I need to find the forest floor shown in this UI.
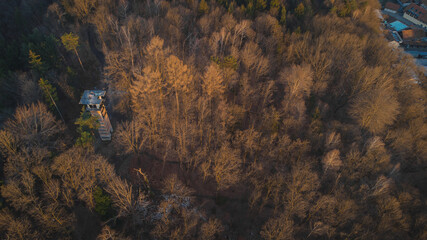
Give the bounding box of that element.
[108,150,267,238]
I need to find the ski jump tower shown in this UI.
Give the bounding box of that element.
[79,90,113,141]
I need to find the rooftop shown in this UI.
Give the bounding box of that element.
[390,20,409,31]
[79,90,106,105]
[404,3,427,23]
[385,2,400,11]
[402,29,426,39]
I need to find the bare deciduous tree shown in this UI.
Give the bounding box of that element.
[241,41,269,80]
[3,102,64,147]
[322,149,342,172]
[105,176,134,217]
[0,130,18,157]
[200,218,224,240]
[325,131,341,150]
[165,55,193,116]
[144,36,170,71]
[202,63,225,99]
[0,209,39,239]
[114,120,145,155]
[349,88,399,134]
[97,225,130,240]
[61,0,97,21]
[260,214,294,240]
[376,196,410,237]
[280,64,313,99]
[152,176,199,239]
[211,144,242,191]
[162,174,194,198]
[284,162,320,218]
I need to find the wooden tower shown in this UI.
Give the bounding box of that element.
[79,90,113,141]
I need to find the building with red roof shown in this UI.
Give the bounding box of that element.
[401,29,426,39]
[385,2,400,13]
[403,3,427,28]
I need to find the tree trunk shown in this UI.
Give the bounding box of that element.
[42,84,65,123]
[175,90,180,118]
[74,48,85,72]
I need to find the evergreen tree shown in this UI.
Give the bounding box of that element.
[28,50,45,73]
[199,0,209,14]
[75,107,99,147]
[61,32,85,71]
[295,2,305,18]
[280,5,287,25]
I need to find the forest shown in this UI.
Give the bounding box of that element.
[0,0,426,239]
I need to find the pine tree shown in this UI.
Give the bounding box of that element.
[295,2,305,18]
[61,32,85,71]
[280,6,287,25]
[74,107,99,147]
[28,50,45,73]
[198,0,209,14]
[38,78,64,122]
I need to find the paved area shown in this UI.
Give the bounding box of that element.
[381,10,425,30]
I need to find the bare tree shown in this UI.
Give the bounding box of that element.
[4,147,49,179]
[211,144,242,191]
[202,63,225,99]
[61,0,97,22]
[0,209,39,239]
[279,64,313,99]
[234,127,261,163]
[152,175,199,239]
[322,149,342,172]
[90,5,112,46]
[130,66,168,150]
[325,131,341,150]
[308,194,357,239]
[349,88,399,134]
[200,218,224,240]
[97,225,130,240]
[376,196,410,237]
[165,55,193,116]
[2,102,64,147]
[283,162,320,218]
[105,176,134,217]
[1,178,34,212]
[105,50,133,92]
[241,41,269,80]
[144,36,170,71]
[260,214,294,240]
[114,120,145,155]
[131,67,165,102]
[0,130,18,157]
[162,174,194,198]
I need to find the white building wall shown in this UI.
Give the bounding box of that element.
[403,12,427,28]
[384,8,397,14]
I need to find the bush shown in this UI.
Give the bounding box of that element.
[93,186,113,218]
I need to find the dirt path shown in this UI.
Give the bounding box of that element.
[87,25,105,67]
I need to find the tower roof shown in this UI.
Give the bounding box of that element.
[79,90,106,105]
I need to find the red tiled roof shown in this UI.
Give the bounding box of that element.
[404,3,426,14]
[404,3,427,24]
[402,29,426,39]
[385,2,400,11]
